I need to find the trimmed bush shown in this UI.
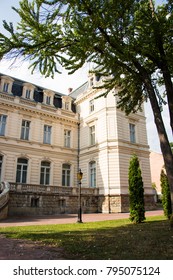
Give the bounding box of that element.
[128,155,145,223]
[160,169,172,219]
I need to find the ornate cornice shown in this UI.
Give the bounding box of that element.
[0,92,78,124]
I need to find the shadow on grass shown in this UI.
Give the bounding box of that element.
[0,218,173,260]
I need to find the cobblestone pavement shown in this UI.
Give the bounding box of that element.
[0,210,163,260]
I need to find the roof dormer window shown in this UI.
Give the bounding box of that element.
[22,83,35,100]
[46,96,51,105]
[3,82,9,93]
[61,96,73,111]
[25,89,31,99]
[43,89,55,106]
[65,102,69,110]
[0,75,14,94]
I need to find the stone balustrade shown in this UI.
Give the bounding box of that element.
[0,182,10,219]
[7,182,99,216]
[9,182,99,196]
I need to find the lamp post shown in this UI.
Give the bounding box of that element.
[77,169,83,223]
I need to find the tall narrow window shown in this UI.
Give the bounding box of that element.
[43,125,51,144]
[46,96,51,105]
[0,115,7,136]
[21,120,30,140]
[90,125,95,145]
[40,161,50,185]
[64,130,71,148]
[0,155,3,182]
[89,99,94,113]
[3,83,9,93]
[90,77,94,87]
[65,102,69,110]
[62,164,71,187]
[25,89,31,99]
[16,158,28,183]
[129,123,136,143]
[89,161,96,188]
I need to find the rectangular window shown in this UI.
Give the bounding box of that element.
[43,125,52,144]
[16,158,28,183]
[90,161,96,188]
[62,164,71,187]
[0,115,7,136]
[64,130,71,148]
[65,102,69,110]
[3,83,9,92]
[46,96,51,105]
[0,155,3,182]
[90,99,94,113]
[40,161,50,185]
[90,77,94,87]
[25,89,31,99]
[129,123,136,143]
[90,125,95,145]
[21,120,30,140]
[31,197,39,207]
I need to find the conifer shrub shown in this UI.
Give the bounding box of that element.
[160,169,172,219]
[128,155,145,223]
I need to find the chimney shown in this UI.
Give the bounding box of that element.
[68,88,73,94]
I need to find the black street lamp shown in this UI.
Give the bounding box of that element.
[77,169,83,223]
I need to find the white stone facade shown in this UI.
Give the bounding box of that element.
[0,72,154,214]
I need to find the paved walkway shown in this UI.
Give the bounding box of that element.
[0,210,164,260]
[0,210,163,227]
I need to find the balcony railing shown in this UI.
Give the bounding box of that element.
[9,183,99,195]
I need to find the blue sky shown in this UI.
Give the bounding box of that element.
[0,0,171,153]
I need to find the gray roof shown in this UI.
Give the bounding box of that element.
[69,81,89,99]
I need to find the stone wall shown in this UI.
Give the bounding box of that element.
[8,192,99,216]
[8,191,156,216]
[0,203,9,219]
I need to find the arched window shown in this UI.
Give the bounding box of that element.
[40,161,50,185]
[89,161,96,188]
[62,164,71,187]
[16,158,28,183]
[0,155,3,182]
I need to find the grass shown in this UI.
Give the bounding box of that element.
[0,215,173,259]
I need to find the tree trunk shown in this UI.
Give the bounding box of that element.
[161,64,173,135]
[145,76,173,212]
[149,0,173,135]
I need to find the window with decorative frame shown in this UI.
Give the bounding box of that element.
[46,96,51,105]
[21,120,30,140]
[25,89,31,99]
[43,125,52,144]
[3,82,9,92]
[16,158,28,183]
[0,155,3,183]
[90,125,95,145]
[62,163,71,187]
[89,161,96,188]
[89,99,94,113]
[129,123,136,143]
[40,161,50,185]
[0,115,7,136]
[64,130,71,148]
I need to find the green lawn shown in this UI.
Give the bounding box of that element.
[0,216,173,259]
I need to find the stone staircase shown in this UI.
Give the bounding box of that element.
[0,182,10,220]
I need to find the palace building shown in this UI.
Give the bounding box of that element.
[0,72,154,216]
